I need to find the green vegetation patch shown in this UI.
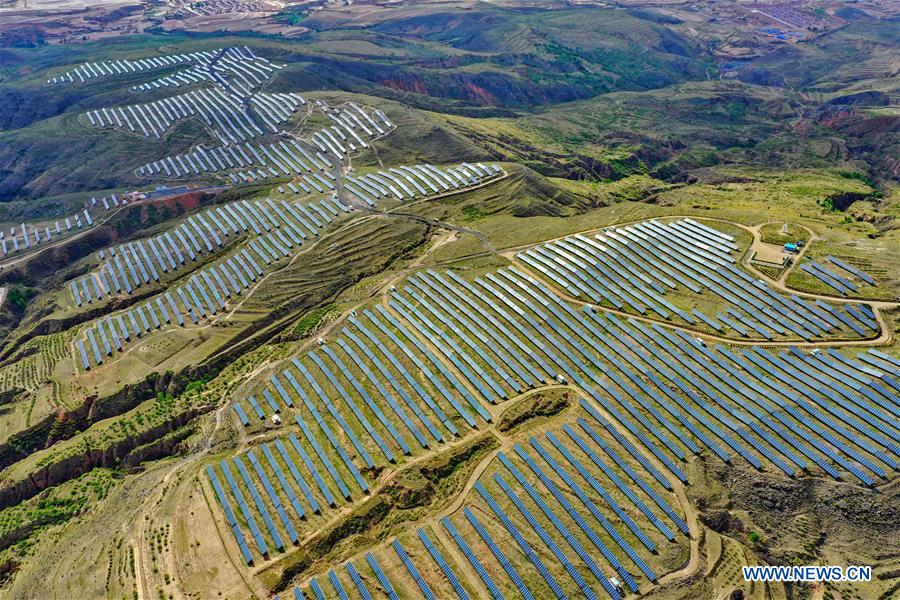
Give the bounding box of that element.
[759,223,809,246]
[291,304,337,338]
[498,390,571,433]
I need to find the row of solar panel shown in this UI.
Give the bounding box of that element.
[215,303,695,577]
[86,85,296,144]
[48,47,235,84]
[825,255,875,286]
[518,218,876,341]
[216,264,892,572]
[487,265,896,485]
[131,51,283,98]
[209,262,893,587]
[229,309,499,499]
[343,163,500,206]
[75,251,268,367]
[516,270,896,482]
[69,196,339,306]
[1,210,98,257]
[138,103,384,180]
[392,264,892,490]
[800,259,860,296]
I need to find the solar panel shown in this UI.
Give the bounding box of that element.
[233,403,250,426]
[391,540,435,600]
[219,460,267,556]
[314,346,404,458]
[463,508,534,600]
[295,356,377,476]
[76,339,91,370]
[346,320,452,439]
[439,518,502,600]
[206,465,253,564]
[508,445,648,588]
[246,450,298,544]
[364,553,399,600]
[473,481,566,600]
[233,455,285,551]
[416,529,471,600]
[334,338,427,449]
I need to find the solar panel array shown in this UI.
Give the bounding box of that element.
[826,255,876,285]
[68,162,499,312]
[516,218,878,341]
[67,196,333,308]
[75,248,268,366]
[452,408,688,600]
[279,366,891,599]
[135,102,389,183]
[198,219,895,591]
[85,86,299,144]
[73,47,302,144]
[799,256,877,296]
[0,199,118,259]
[48,48,228,85]
[343,163,501,207]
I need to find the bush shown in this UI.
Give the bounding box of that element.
[6,286,36,311]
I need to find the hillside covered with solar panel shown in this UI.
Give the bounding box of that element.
[0,2,898,600]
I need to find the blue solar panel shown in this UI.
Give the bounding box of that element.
[545,430,668,544]
[294,357,377,481]
[463,507,535,600]
[440,517,503,600]
[290,409,352,500]
[76,339,91,370]
[206,465,253,564]
[233,455,284,551]
[489,476,581,599]
[219,460,267,556]
[232,403,250,426]
[376,302,493,419]
[497,450,629,596]
[345,563,372,600]
[365,553,400,600]
[424,271,544,384]
[362,310,478,428]
[261,443,306,520]
[390,293,503,403]
[826,256,874,285]
[327,570,350,600]
[336,337,429,449]
[324,343,413,453]
[308,578,325,600]
[473,481,568,599]
[86,328,102,365]
[262,389,280,414]
[274,437,323,512]
[392,540,436,600]
[417,529,470,600]
[309,349,395,462]
[515,442,651,587]
[347,319,455,437]
[559,425,687,535]
[403,282,520,395]
[246,450,298,544]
